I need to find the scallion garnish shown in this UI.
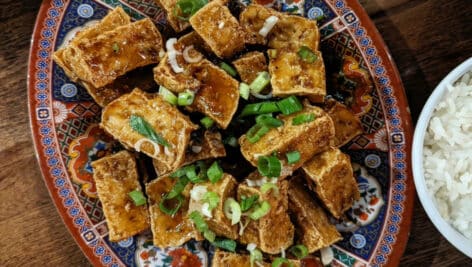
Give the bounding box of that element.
[297,46,317,63]
[212,238,237,252]
[203,191,220,210]
[286,150,301,164]
[239,82,250,100]
[289,244,309,259]
[189,210,216,242]
[240,195,259,212]
[173,0,208,21]
[166,176,190,199]
[159,85,177,105]
[159,194,183,216]
[240,101,280,117]
[128,190,146,206]
[203,229,216,242]
[249,248,263,267]
[220,62,237,77]
[255,114,283,128]
[249,200,271,220]
[170,164,194,178]
[272,258,293,267]
[277,96,303,115]
[249,71,270,93]
[260,183,279,195]
[112,43,119,53]
[200,116,214,129]
[246,123,270,143]
[292,113,315,125]
[257,155,281,177]
[207,161,223,183]
[130,114,170,147]
[223,198,241,225]
[177,90,195,106]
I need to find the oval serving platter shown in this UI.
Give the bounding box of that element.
[28,0,414,266]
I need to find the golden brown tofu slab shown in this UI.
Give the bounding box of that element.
[324,99,363,147]
[239,105,335,171]
[239,4,277,45]
[211,251,270,267]
[288,176,342,253]
[101,89,198,175]
[153,53,202,93]
[91,151,149,242]
[269,49,326,103]
[189,1,245,58]
[188,174,238,239]
[65,18,164,88]
[184,130,227,165]
[268,14,319,52]
[238,180,294,254]
[302,147,360,219]
[232,51,268,84]
[146,175,202,247]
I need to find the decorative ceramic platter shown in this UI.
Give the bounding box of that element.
[28,0,414,266]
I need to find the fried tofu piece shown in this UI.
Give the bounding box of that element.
[212,251,302,267]
[238,180,294,254]
[239,104,335,171]
[324,99,363,147]
[288,176,342,253]
[268,15,319,52]
[153,53,202,93]
[239,4,277,45]
[154,0,190,32]
[101,89,198,174]
[177,31,213,55]
[64,18,163,88]
[269,49,326,103]
[232,51,268,84]
[146,175,202,247]
[184,130,227,165]
[302,147,360,219]
[188,174,238,239]
[53,7,131,82]
[91,151,149,242]
[189,1,245,58]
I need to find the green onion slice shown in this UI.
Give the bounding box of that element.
[289,244,309,259]
[170,164,194,178]
[246,124,270,143]
[260,183,279,195]
[239,82,250,100]
[249,71,270,94]
[250,248,263,267]
[128,190,146,206]
[167,176,190,199]
[130,114,170,147]
[240,195,259,212]
[159,194,183,216]
[207,161,223,183]
[255,114,283,128]
[203,191,220,210]
[286,150,301,164]
[189,210,209,232]
[272,258,293,267]
[159,85,178,105]
[220,62,237,77]
[292,113,315,125]
[200,116,214,129]
[297,46,318,63]
[173,0,208,21]
[277,96,303,115]
[224,198,241,225]
[177,90,195,106]
[203,229,216,242]
[257,155,281,177]
[249,200,271,220]
[240,102,280,117]
[212,238,237,252]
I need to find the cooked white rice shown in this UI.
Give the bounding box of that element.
[423,70,472,239]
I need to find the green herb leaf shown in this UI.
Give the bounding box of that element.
[130,114,170,147]
[212,238,237,252]
[173,0,208,21]
[292,113,315,125]
[128,190,146,206]
[207,161,223,183]
[277,96,303,115]
[286,150,301,164]
[240,195,259,212]
[297,46,317,63]
[203,191,220,210]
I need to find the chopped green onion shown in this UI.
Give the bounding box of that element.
[289,245,309,259]
[246,123,270,143]
[249,71,270,93]
[159,194,183,216]
[286,150,301,164]
[159,85,178,105]
[277,96,303,115]
[239,82,250,100]
[224,136,238,147]
[224,198,241,225]
[250,248,263,267]
[268,49,277,58]
[112,43,119,53]
[203,191,220,210]
[261,183,279,195]
[212,238,237,252]
[249,200,271,220]
[220,62,237,77]
[207,161,223,183]
[177,90,195,106]
[292,113,315,125]
[272,258,293,267]
[170,164,195,178]
[166,176,190,199]
[240,195,259,212]
[203,229,216,242]
[173,0,208,21]
[297,46,318,63]
[240,102,280,117]
[255,114,283,128]
[257,155,281,177]
[130,114,170,147]
[200,116,214,129]
[128,190,146,206]
[189,210,209,232]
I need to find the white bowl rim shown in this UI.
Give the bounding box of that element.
[412,57,472,258]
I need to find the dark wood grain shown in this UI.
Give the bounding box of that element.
[0,0,471,266]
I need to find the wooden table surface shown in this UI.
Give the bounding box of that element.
[0,0,471,266]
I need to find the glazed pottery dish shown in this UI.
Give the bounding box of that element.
[28,0,414,266]
[412,57,472,258]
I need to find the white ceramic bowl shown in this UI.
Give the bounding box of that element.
[412,57,472,258]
